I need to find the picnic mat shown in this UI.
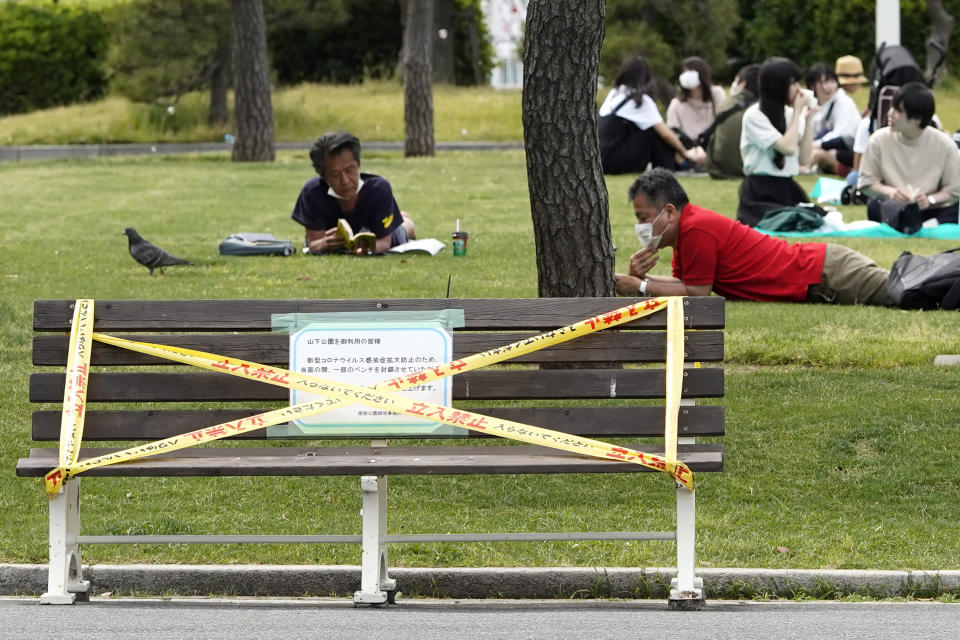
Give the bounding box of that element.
[758,222,960,239]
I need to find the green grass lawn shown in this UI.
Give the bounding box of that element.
[1,149,960,573]
[0,83,526,145]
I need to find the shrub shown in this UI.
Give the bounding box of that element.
[0,1,109,116]
[601,0,741,84]
[734,0,960,75]
[268,0,494,86]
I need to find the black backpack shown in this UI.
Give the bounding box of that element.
[698,93,755,149]
[887,248,960,310]
[598,95,648,175]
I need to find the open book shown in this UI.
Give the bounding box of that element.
[388,238,446,256]
[336,219,377,252]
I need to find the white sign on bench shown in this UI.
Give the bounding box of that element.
[288,321,457,436]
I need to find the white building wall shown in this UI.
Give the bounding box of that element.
[481,0,527,89]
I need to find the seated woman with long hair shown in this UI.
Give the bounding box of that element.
[737,57,821,226]
[598,55,705,175]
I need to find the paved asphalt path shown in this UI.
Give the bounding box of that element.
[2,597,958,640]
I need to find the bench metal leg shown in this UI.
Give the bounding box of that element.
[669,483,704,610]
[669,426,703,610]
[354,475,396,605]
[42,478,90,604]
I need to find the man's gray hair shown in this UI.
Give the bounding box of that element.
[627,168,690,210]
[310,131,362,175]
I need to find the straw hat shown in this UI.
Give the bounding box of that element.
[835,55,867,84]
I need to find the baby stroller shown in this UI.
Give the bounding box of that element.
[867,42,945,132]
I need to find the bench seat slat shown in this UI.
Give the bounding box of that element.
[17,444,724,477]
[30,368,724,402]
[31,406,726,440]
[33,330,725,366]
[34,298,726,331]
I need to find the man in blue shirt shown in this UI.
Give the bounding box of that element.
[292,131,416,254]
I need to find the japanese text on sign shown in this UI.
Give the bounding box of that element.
[289,323,454,433]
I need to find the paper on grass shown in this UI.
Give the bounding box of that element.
[388,238,446,255]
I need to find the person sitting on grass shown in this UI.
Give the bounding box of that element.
[292,131,416,254]
[804,62,861,176]
[705,62,760,179]
[614,168,895,306]
[857,83,960,229]
[737,57,823,227]
[598,55,706,175]
[665,56,727,158]
[835,54,868,97]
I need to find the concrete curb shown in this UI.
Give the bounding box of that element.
[0,141,524,163]
[3,564,959,600]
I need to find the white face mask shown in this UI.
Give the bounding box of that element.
[679,69,701,90]
[635,207,666,249]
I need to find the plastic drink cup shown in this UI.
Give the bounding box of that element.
[452,230,469,256]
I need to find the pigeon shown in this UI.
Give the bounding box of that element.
[123,227,192,275]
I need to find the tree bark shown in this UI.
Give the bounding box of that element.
[926,0,954,81]
[522,0,613,298]
[231,0,275,162]
[208,35,231,127]
[403,0,435,157]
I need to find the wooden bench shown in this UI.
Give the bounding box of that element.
[18,297,725,608]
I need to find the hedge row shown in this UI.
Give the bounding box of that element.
[0,2,110,116]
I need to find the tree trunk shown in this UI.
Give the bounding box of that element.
[926,0,954,81]
[231,0,275,162]
[466,18,483,85]
[522,0,613,298]
[433,0,455,83]
[208,35,231,127]
[403,0,435,157]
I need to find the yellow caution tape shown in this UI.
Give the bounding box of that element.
[48,298,674,494]
[58,299,94,469]
[65,336,697,491]
[664,296,685,463]
[45,298,695,494]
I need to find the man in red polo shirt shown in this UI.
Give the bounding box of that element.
[614,168,894,305]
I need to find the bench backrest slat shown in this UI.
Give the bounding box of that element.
[30,298,725,444]
[34,298,726,331]
[32,405,725,440]
[30,368,724,402]
[33,330,725,366]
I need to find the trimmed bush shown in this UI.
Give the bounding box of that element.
[0,1,109,116]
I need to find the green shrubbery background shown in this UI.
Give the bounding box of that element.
[0,1,110,115]
[601,0,960,82]
[3,0,960,119]
[0,0,495,117]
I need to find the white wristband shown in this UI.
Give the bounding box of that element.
[638,278,649,295]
